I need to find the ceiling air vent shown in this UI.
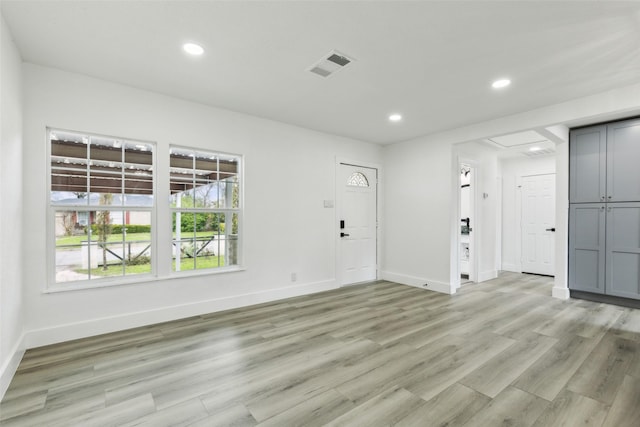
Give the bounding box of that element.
[308,50,354,78]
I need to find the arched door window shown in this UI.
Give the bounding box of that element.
[347,172,369,187]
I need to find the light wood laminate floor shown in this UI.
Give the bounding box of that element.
[2,272,640,426]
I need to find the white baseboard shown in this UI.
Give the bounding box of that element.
[24,279,337,349]
[501,263,521,273]
[552,286,570,300]
[381,271,453,295]
[0,333,25,402]
[477,270,498,282]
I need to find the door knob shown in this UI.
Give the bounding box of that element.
[545,228,556,232]
[340,232,350,237]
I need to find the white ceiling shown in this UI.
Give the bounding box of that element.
[2,1,640,145]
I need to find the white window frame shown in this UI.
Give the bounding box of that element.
[169,145,243,276]
[47,128,157,291]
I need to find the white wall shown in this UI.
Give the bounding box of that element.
[382,138,454,293]
[500,155,556,272]
[21,64,382,348]
[0,15,25,399]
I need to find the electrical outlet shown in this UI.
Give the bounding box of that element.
[291,272,297,282]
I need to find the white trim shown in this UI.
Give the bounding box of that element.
[24,279,337,349]
[552,286,570,300]
[381,270,454,295]
[477,269,499,282]
[554,136,570,299]
[0,333,26,401]
[44,266,246,294]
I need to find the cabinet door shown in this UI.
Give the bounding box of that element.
[606,203,640,300]
[569,204,606,294]
[569,125,606,203]
[607,119,640,202]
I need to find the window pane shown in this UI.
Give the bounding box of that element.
[123,211,152,276]
[55,210,88,283]
[124,142,154,205]
[51,134,88,203]
[170,148,195,205]
[228,213,240,266]
[173,212,195,272]
[170,191,193,209]
[194,212,222,269]
[89,241,125,279]
[89,136,123,205]
[89,210,124,279]
[347,172,369,187]
[194,181,218,208]
[229,176,240,209]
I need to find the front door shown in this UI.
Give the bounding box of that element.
[521,173,556,276]
[337,164,377,285]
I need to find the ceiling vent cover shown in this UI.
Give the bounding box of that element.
[308,50,354,78]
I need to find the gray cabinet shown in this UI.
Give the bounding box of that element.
[569,118,640,301]
[570,125,606,203]
[605,203,640,299]
[569,204,606,294]
[607,119,640,202]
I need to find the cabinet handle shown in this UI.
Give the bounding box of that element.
[601,196,605,201]
[608,195,612,200]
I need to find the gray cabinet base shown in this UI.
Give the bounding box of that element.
[570,290,640,309]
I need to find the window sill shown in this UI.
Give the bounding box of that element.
[44,266,246,294]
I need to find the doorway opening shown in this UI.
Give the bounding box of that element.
[459,163,476,287]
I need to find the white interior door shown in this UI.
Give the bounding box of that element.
[337,164,377,285]
[521,173,556,276]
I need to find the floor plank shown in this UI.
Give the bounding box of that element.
[566,334,637,404]
[395,383,490,427]
[461,386,549,427]
[460,331,557,398]
[532,389,609,427]
[601,374,640,427]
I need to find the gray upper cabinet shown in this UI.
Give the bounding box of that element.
[570,125,606,203]
[605,203,640,300]
[607,119,640,202]
[569,204,606,294]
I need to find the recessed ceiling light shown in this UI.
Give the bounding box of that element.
[529,146,541,152]
[389,114,402,122]
[183,43,204,56]
[492,79,511,89]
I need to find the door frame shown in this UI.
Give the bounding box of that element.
[453,158,479,289]
[335,158,381,286]
[517,172,557,275]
